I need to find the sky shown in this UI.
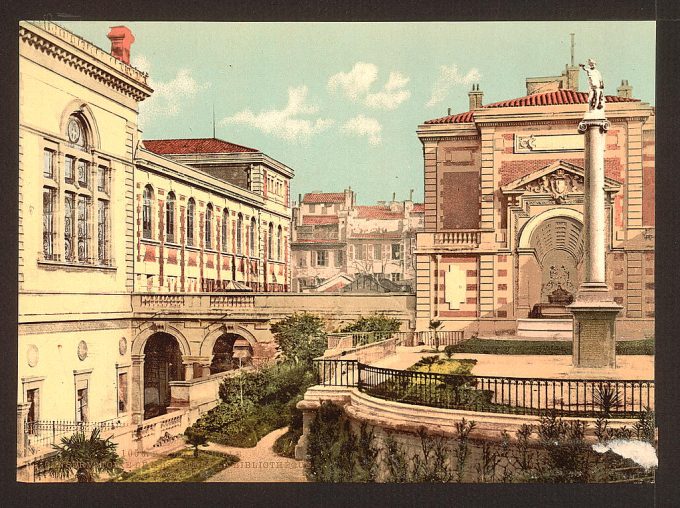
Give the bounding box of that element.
[62,21,655,205]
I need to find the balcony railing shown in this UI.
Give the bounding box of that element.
[311,359,654,419]
[209,294,256,308]
[327,330,465,349]
[433,230,481,247]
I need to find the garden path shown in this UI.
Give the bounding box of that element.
[205,427,307,482]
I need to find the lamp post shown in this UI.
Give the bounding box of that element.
[232,346,251,407]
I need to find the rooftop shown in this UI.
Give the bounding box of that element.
[302,216,340,225]
[425,90,641,124]
[355,205,403,220]
[302,192,346,204]
[143,137,259,155]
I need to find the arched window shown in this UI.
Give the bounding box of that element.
[221,208,229,253]
[142,185,153,239]
[277,225,283,260]
[250,217,257,256]
[236,213,243,255]
[187,198,195,246]
[165,192,175,243]
[67,114,88,150]
[268,222,273,259]
[205,203,213,249]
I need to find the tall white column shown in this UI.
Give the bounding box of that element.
[568,112,622,368]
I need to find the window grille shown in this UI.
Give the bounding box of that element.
[205,204,213,249]
[97,200,109,263]
[165,193,175,243]
[43,188,56,259]
[64,156,75,184]
[221,209,229,252]
[77,196,90,262]
[64,192,75,261]
[142,186,153,239]
[43,149,54,179]
[77,160,88,188]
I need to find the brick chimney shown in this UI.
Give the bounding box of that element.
[107,26,135,65]
[468,84,483,110]
[617,79,633,99]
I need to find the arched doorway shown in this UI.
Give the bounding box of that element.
[523,216,584,312]
[143,332,183,419]
[209,333,253,374]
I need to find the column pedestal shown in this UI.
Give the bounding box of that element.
[569,287,621,368]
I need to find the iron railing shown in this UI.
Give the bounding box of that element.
[311,358,654,419]
[24,419,125,454]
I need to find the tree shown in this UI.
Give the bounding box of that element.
[271,312,327,367]
[48,428,122,482]
[184,427,209,457]
[429,320,443,351]
[340,314,401,335]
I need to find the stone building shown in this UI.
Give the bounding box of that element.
[136,138,293,293]
[415,65,654,339]
[290,189,424,292]
[17,21,302,475]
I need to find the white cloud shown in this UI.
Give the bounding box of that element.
[329,64,411,110]
[426,64,481,107]
[328,62,378,101]
[221,86,333,142]
[365,71,411,110]
[342,114,382,145]
[132,55,210,126]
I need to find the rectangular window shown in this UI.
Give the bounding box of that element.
[373,244,382,260]
[298,254,307,267]
[76,387,88,423]
[118,373,128,414]
[77,160,88,188]
[77,196,90,262]
[335,250,344,267]
[391,273,402,282]
[64,156,75,183]
[97,165,108,193]
[317,250,328,267]
[356,244,366,260]
[43,187,56,260]
[43,149,54,179]
[64,192,75,261]
[98,200,109,263]
[309,204,316,213]
[391,243,402,260]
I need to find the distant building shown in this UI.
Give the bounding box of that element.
[415,62,654,339]
[291,189,424,292]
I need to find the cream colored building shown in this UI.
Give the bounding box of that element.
[19,21,151,446]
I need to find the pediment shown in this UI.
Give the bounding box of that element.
[501,160,621,203]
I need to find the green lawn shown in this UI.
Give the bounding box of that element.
[114,449,239,482]
[443,338,654,356]
[409,358,477,375]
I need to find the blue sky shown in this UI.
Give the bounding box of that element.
[62,21,655,205]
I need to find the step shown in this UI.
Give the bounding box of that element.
[516,318,573,340]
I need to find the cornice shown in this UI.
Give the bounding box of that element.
[19,22,153,103]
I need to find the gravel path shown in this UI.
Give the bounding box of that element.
[205,427,307,482]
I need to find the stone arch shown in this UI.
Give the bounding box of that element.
[132,322,192,357]
[59,100,101,150]
[517,208,584,251]
[199,324,258,357]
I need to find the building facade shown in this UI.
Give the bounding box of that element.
[415,68,654,339]
[136,138,293,293]
[17,21,299,474]
[291,189,424,292]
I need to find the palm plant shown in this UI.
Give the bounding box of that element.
[429,320,443,351]
[419,355,440,372]
[48,428,122,482]
[594,384,622,418]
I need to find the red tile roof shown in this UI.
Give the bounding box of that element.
[303,192,346,204]
[412,203,425,213]
[425,90,640,124]
[356,206,403,220]
[302,215,339,225]
[143,138,259,154]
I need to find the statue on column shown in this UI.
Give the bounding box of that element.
[579,58,605,111]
